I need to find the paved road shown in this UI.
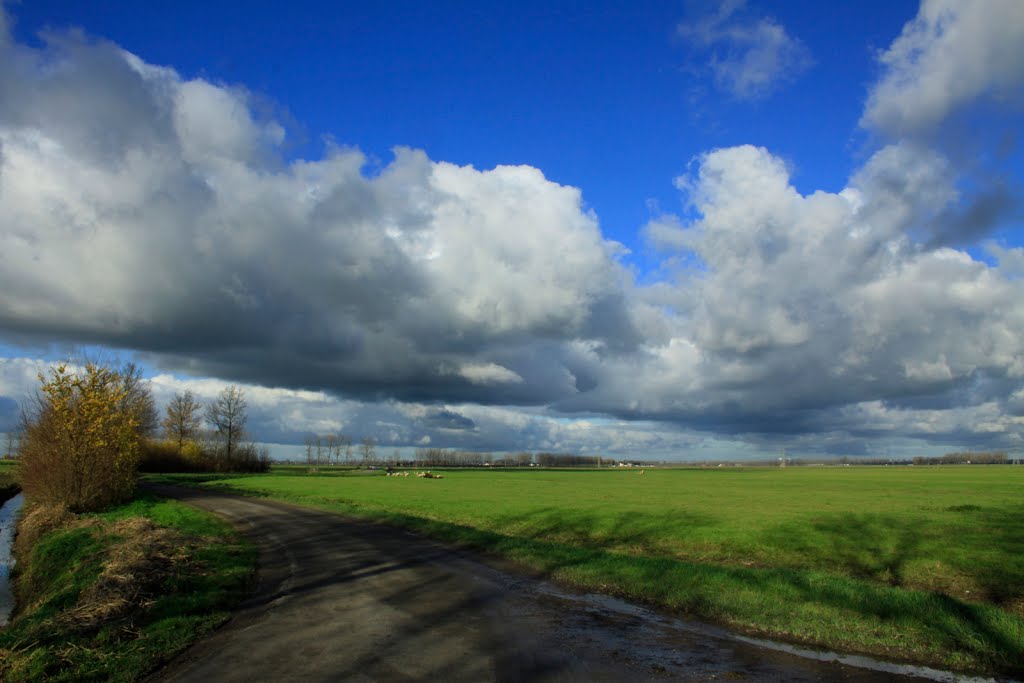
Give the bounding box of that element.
[147,484,936,683]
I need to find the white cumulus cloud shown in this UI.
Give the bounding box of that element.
[863,0,1024,136]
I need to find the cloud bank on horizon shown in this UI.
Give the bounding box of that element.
[0,0,1022,458]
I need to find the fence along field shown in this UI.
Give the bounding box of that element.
[166,464,1024,676]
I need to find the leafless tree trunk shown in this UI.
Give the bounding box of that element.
[205,385,248,467]
[360,436,376,465]
[304,436,316,465]
[4,429,18,459]
[326,434,340,464]
[120,362,159,437]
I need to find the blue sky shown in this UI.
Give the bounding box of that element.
[1,0,1022,459]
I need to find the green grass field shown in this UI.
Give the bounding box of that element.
[0,460,17,501]
[157,465,1024,675]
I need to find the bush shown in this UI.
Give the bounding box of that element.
[138,440,216,474]
[17,363,142,512]
[138,438,271,474]
[229,441,273,473]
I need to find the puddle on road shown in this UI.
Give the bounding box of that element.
[732,633,1004,683]
[531,582,1008,683]
[0,493,25,627]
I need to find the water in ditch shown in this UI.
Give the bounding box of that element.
[0,493,25,627]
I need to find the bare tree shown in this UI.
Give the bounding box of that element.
[205,385,248,465]
[360,436,376,465]
[4,429,19,459]
[341,434,353,464]
[120,362,159,437]
[326,434,340,465]
[163,390,203,454]
[304,435,317,465]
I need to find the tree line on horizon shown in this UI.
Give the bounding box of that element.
[294,443,620,469]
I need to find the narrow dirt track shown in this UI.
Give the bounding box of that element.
[146,483,931,683]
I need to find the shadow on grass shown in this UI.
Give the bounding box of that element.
[761,514,928,586]
[760,506,1024,608]
[373,509,1024,675]
[264,501,1022,676]
[152,481,1024,676]
[966,506,1024,608]
[483,506,719,556]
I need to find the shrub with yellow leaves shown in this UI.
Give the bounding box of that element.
[18,363,142,512]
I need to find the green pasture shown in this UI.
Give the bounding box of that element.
[0,460,17,500]
[163,465,1024,675]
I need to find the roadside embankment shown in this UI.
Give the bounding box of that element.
[0,493,255,683]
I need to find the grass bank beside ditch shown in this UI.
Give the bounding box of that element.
[0,461,18,504]
[0,493,255,683]
[150,465,1024,677]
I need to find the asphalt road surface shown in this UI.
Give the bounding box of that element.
[146,483,944,683]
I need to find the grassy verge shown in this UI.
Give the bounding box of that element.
[0,461,17,503]
[0,492,255,682]
[149,467,1024,677]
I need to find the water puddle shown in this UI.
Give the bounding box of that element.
[531,583,1009,683]
[0,493,25,627]
[732,633,1005,683]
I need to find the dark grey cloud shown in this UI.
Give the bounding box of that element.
[422,409,476,432]
[0,396,17,431]
[924,182,1020,250]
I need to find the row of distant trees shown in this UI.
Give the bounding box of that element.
[414,448,492,468]
[408,449,617,468]
[911,451,1011,465]
[297,446,613,469]
[411,449,607,468]
[295,444,613,468]
[302,434,377,466]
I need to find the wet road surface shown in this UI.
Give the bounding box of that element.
[146,484,952,683]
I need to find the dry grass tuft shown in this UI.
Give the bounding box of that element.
[13,502,75,558]
[59,517,191,631]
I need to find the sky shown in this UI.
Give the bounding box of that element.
[0,0,1022,460]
